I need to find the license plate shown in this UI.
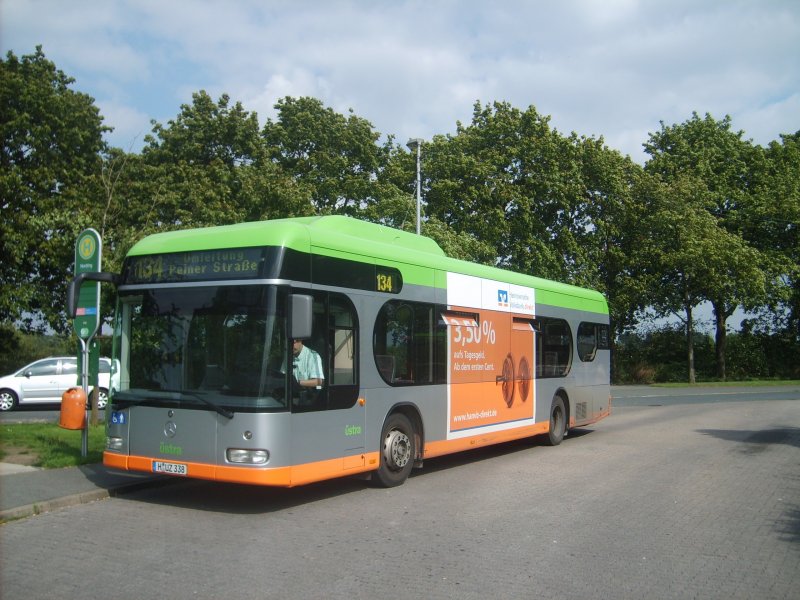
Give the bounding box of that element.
[152,461,187,476]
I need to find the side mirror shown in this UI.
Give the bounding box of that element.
[290,294,313,340]
[67,272,120,318]
[66,278,79,318]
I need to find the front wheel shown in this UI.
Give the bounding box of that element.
[372,413,416,487]
[95,388,109,410]
[544,395,566,446]
[0,389,18,411]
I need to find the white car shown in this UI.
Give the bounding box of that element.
[0,356,116,411]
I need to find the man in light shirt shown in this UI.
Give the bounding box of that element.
[290,339,324,389]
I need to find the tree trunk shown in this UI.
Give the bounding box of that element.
[712,300,732,381]
[711,302,729,381]
[685,302,696,384]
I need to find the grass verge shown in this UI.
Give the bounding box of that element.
[0,423,106,468]
[652,380,800,388]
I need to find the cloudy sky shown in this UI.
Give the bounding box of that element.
[2,0,799,163]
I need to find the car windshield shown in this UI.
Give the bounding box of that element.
[113,284,288,412]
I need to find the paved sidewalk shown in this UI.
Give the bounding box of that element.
[0,461,168,522]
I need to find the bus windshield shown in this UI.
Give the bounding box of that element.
[113,284,288,412]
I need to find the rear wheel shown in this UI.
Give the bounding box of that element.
[372,413,416,487]
[545,395,566,446]
[0,389,18,411]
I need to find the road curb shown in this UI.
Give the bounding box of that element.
[0,477,176,524]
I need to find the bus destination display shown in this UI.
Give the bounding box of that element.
[125,248,265,284]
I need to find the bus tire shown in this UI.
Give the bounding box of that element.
[372,413,416,487]
[545,395,566,446]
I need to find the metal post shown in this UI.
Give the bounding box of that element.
[415,142,421,235]
[79,337,89,457]
[406,138,424,235]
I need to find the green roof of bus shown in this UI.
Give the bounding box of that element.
[127,216,607,314]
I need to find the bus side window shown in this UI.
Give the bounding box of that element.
[373,300,445,386]
[534,317,573,377]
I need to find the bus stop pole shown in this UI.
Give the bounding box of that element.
[79,337,89,458]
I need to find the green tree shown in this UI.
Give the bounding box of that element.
[366,141,496,264]
[424,101,649,351]
[751,132,800,337]
[643,113,777,379]
[140,91,311,229]
[263,97,393,216]
[1,47,108,332]
[569,135,650,340]
[639,176,711,383]
[425,102,568,279]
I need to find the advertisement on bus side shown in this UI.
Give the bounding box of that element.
[445,273,536,438]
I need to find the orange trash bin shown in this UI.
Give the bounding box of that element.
[59,387,87,430]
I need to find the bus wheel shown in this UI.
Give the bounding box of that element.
[373,413,415,487]
[545,395,566,446]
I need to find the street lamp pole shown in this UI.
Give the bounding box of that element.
[406,138,423,235]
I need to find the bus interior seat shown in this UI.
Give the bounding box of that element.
[376,355,395,382]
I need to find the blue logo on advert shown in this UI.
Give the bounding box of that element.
[497,290,509,307]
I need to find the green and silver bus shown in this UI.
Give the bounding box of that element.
[68,216,610,487]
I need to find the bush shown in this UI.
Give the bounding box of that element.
[0,328,77,374]
[615,325,714,383]
[614,324,800,383]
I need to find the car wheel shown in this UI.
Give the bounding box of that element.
[95,388,109,410]
[0,389,19,411]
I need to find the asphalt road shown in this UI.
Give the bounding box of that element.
[1,389,798,599]
[612,383,800,406]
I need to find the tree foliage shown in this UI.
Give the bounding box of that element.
[141,91,312,228]
[423,101,648,348]
[2,49,796,382]
[751,132,800,335]
[1,47,108,332]
[263,96,394,216]
[643,113,786,380]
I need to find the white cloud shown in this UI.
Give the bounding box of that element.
[96,99,152,151]
[2,0,798,159]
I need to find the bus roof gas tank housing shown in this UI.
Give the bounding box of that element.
[126,216,445,261]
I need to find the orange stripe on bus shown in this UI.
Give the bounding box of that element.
[423,421,550,458]
[104,451,379,488]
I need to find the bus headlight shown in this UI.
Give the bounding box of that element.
[226,448,269,465]
[106,436,123,451]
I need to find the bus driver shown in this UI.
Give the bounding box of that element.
[289,339,324,390]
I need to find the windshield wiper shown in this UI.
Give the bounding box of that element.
[111,389,234,419]
[178,390,234,420]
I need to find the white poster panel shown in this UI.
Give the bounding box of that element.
[447,272,535,315]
